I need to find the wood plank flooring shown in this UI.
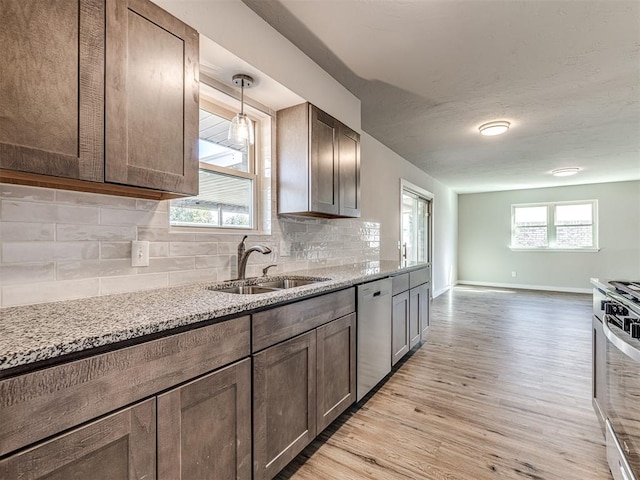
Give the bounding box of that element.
[278,285,611,480]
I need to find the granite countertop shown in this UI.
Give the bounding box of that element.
[0,260,428,373]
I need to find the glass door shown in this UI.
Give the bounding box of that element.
[401,189,431,263]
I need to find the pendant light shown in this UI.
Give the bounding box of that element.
[228,74,255,145]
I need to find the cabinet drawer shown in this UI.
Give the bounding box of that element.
[409,267,430,288]
[252,288,356,352]
[0,316,250,457]
[391,273,409,295]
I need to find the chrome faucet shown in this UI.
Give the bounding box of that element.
[237,235,272,280]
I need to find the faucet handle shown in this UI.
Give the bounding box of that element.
[262,264,277,276]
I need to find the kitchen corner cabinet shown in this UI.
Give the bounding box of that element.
[277,103,361,218]
[592,315,606,432]
[0,0,199,199]
[0,399,156,480]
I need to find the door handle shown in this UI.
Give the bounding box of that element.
[402,243,407,260]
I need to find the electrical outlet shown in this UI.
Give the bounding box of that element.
[131,241,150,267]
[511,271,517,278]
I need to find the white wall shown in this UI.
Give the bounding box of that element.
[153,0,361,131]
[361,133,458,297]
[458,181,640,292]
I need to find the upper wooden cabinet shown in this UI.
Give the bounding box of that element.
[105,0,199,195]
[0,0,105,183]
[0,0,199,199]
[277,103,361,218]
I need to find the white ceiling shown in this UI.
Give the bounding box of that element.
[243,0,640,193]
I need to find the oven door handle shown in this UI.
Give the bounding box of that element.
[603,314,640,364]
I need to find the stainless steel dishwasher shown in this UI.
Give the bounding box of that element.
[357,277,392,401]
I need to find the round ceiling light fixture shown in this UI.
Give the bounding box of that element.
[551,167,580,177]
[479,121,510,136]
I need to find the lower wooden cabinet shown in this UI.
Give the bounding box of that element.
[0,398,156,480]
[392,291,410,366]
[317,313,356,432]
[253,330,317,480]
[158,358,252,480]
[410,283,430,347]
[253,313,357,480]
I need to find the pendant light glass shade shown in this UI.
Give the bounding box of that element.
[228,74,255,145]
[228,113,254,145]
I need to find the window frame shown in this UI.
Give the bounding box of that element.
[169,97,262,232]
[510,200,599,252]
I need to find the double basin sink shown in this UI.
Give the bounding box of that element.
[207,276,329,295]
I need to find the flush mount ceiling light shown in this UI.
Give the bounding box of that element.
[551,167,580,177]
[228,74,255,145]
[479,121,510,136]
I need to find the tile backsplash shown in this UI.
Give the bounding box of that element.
[0,183,380,307]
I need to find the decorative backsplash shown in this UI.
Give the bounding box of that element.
[0,183,380,307]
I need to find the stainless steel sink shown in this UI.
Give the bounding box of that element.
[207,276,329,294]
[256,278,319,289]
[215,285,280,295]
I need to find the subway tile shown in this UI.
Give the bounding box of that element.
[195,255,232,269]
[0,262,55,285]
[1,201,99,224]
[145,256,195,273]
[100,208,168,227]
[57,224,137,241]
[57,259,136,280]
[100,242,132,260]
[0,222,55,241]
[2,278,100,307]
[2,242,99,263]
[149,242,169,257]
[137,227,194,242]
[100,272,169,295]
[0,183,55,201]
[55,190,137,209]
[136,199,168,212]
[169,268,217,286]
[169,242,218,257]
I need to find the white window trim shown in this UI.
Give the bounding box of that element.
[169,93,272,235]
[509,200,600,252]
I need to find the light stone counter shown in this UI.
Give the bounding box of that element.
[0,261,428,374]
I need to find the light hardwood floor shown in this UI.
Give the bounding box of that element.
[278,286,611,480]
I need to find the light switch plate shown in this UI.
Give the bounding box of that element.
[132,241,150,267]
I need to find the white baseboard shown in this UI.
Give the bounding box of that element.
[455,280,591,294]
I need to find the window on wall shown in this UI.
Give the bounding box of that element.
[511,200,598,250]
[170,98,258,229]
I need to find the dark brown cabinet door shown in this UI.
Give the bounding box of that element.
[338,125,360,217]
[0,0,104,182]
[105,0,199,195]
[157,358,252,480]
[0,399,156,480]
[309,106,339,216]
[392,292,410,365]
[253,331,317,480]
[316,313,356,433]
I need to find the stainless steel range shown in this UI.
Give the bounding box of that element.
[600,280,640,480]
